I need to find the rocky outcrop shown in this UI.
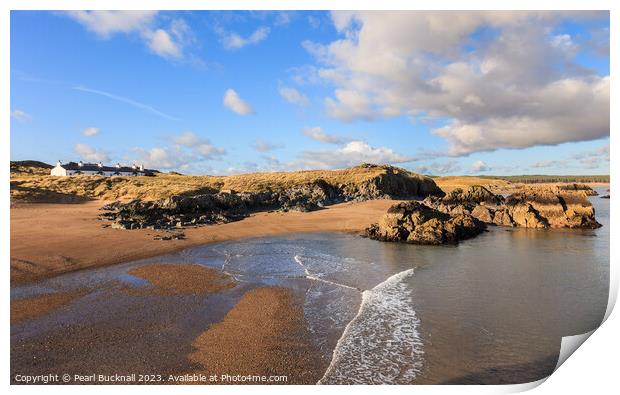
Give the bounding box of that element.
[100,167,445,231]
[99,182,336,230]
[557,183,598,196]
[365,201,486,245]
[506,188,600,228]
[338,164,445,200]
[423,185,601,229]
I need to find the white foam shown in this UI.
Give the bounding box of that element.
[295,255,360,291]
[318,268,424,384]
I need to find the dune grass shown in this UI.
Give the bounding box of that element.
[10,163,425,202]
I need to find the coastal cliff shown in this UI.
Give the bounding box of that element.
[367,185,601,245]
[98,164,445,230]
[422,185,600,229]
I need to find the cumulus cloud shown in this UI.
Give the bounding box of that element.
[302,126,349,145]
[299,140,415,169]
[82,127,99,137]
[171,131,226,159]
[223,89,255,115]
[304,11,609,155]
[145,29,181,58]
[73,143,110,162]
[10,109,31,122]
[133,147,191,170]
[415,160,461,175]
[219,26,270,49]
[471,160,491,173]
[132,132,225,171]
[252,139,283,152]
[64,11,157,37]
[64,11,192,60]
[279,86,309,107]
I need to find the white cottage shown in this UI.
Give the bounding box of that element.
[51,161,149,176]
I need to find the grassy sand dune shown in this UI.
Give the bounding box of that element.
[432,176,512,193]
[11,162,432,202]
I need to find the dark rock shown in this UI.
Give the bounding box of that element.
[365,201,486,245]
[423,185,601,229]
[99,166,445,231]
[506,187,601,229]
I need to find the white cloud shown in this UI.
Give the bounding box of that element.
[64,11,157,38]
[432,76,609,155]
[133,147,191,170]
[279,86,309,107]
[303,11,609,155]
[73,143,110,162]
[572,144,609,169]
[133,133,225,171]
[64,11,191,60]
[82,127,100,137]
[171,132,225,159]
[223,89,255,115]
[530,144,609,170]
[471,160,491,173]
[172,131,200,146]
[219,26,270,50]
[146,29,181,59]
[299,140,415,169]
[10,109,31,122]
[275,12,294,26]
[302,126,348,145]
[415,160,461,175]
[252,139,283,152]
[531,159,566,169]
[325,89,374,121]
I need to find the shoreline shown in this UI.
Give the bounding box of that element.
[10,199,400,285]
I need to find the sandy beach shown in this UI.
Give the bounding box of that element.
[189,286,325,384]
[10,199,397,285]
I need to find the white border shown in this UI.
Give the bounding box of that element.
[3,1,616,394]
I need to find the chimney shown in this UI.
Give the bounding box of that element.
[56,160,62,166]
[139,164,144,171]
[78,161,83,167]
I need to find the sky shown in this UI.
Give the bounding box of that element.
[10,10,610,175]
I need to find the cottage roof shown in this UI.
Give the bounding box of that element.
[60,162,149,174]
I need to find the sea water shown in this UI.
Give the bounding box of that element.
[11,188,609,384]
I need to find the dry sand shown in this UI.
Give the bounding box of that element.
[11,199,397,285]
[188,286,324,384]
[11,291,85,323]
[128,263,236,295]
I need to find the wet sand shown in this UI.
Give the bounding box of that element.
[11,263,323,384]
[11,291,85,323]
[10,199,397,285]
[127,263,236,295]
[189,286,325,384]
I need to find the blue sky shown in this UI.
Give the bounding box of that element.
[10,11,609,175]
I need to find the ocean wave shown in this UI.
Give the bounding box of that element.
[318,268,424,384]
